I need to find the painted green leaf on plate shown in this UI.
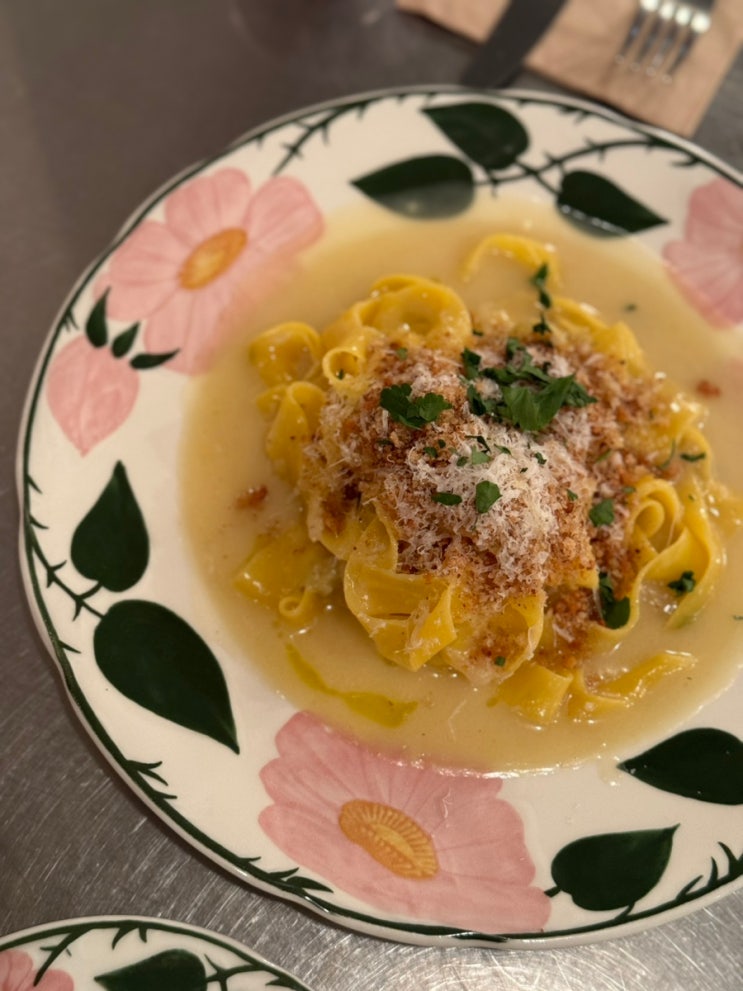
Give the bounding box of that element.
[619,728,743,804]
[551,827,677,911]
[94,599,239,753]
[130,349,179,369]
[423,102,529,170]
[111,323,140,358]
[352,155,474,218]
[71,461,149,592]
[96,950,206,991]
[85,291,109,348]
[557,170,667,236]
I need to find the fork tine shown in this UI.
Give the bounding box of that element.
[615,0,716,81]
[630,0,676,69]
[664,6,713,78]
[647,5,687,74]
[615,0,660,63]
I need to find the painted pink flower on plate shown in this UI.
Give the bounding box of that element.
[102,167,323,373]
[0,950,73,991]
[663,178,743,328]
[259,711,550,934]
[46,335,139,455]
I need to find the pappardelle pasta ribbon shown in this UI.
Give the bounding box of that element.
[239,234,740,724]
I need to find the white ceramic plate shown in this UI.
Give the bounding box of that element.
[0,917,312,991]
[18,87,743,946]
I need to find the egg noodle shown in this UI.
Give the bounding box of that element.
[239,234,740,724]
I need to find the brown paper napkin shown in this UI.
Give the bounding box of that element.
[397,0,743,136]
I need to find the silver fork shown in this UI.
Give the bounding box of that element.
[615,0,716,81]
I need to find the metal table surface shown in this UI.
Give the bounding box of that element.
[1,2,741,987]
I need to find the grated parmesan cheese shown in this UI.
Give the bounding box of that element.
[299,326,674,673]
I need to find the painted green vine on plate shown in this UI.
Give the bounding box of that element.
[26,337,239,755]
[351,100,670,235]
[5,920,307,991]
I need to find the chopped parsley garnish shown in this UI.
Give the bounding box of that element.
[396,347,408,360]
[499,376,589,432]
[470,448,491,466]
[589,498,615,526]
[380,383,452,429]
[472,328,484,337]
[336,369,345,380]
[668,570,696,594]
[475,480,502,514]
[377,437,393,447]
[467,434,492,454]
[461,347,482,380]
[494,655,507,667]
[680,451,706,462]
[505,337,528,362]
[594,448,612,463]
[432,491,462,506]
[453,448,487,467]
[598,572,630,629]
[533,451,547,465]
[462,340,595,432]
[532,316,550,335]
[530,262,552,309]
[466,382,494,418]
[622,485,636,495]
[424,446,439,459]
[567,489,578,501]
[658,440,676,470]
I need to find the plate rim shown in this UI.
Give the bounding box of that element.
[0,914,314,990]
[15,83,743,949]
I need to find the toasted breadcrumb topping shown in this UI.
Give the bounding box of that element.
[299,321,675,668]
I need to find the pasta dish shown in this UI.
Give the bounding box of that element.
[238,234,738,724]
